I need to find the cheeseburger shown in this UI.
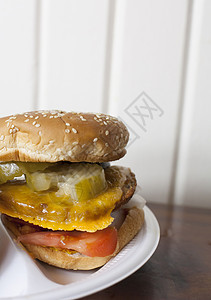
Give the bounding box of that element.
[0,110,144,270]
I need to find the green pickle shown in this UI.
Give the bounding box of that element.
[17,162,52,173]
[56,163,107,201]
[26,172,52,192]
[73,170,107,201]
[27,163,107,200]
[0,162,107,201]
[0,163,23,184]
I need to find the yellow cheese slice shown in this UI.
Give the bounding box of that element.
[0,182,122,232]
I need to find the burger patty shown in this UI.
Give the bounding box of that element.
[105,166,137,209]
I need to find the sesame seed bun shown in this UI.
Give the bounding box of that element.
[0,110,129,162]
[2,207,144,270]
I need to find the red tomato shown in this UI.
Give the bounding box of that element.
[18,227,117,257]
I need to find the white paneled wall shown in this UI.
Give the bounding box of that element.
[107,0,189,205]
[0,0,210,208]
[0,0,38,116]
[37,0,111,112]
[174,0,211,208]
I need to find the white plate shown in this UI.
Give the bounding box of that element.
[0,197,160,300]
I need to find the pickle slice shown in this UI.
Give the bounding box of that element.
[0,161,108,201]
[0,163,23,184]
[58,164,107,201]
[26,173,52,192]
[18,162,56,192]
[25,163,107,201]
[17,162,53,173]
[75,174,106,201]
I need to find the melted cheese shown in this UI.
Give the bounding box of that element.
[0,182,122,232]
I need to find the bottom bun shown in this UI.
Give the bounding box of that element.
[2,207,144,270]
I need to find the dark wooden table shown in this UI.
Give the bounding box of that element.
[81,203,211,300]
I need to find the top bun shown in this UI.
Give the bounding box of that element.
[0,110,129,162]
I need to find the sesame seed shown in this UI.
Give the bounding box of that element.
[49,140,55,144]
[68,150,73,156]
[72,141,78,146]
[24,119,29,122]
[0,135,4,141]
[32,121,36,125]
[24,114,28,117]
[49,116,53,119]
[80,116,86,121]
[39,131,42,136]
[11,124,15,129]
[104,121,107,125]
[30,116,33,118]
[35,116,39,119]
[35,124,40,128]
[65,129,70,133]
[9,129,13,134]
[105,143,109,147]
[72,128,77,134]
[93,138,98,142]
[58,113,65,117]
[66,123,70,126]
[43,114,47,117]
[105,130,109,136]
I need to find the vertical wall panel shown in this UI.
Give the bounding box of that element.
[0,0,38,117]
[107,0,189,204]
[174,0,211,208]
[37,0,110,112]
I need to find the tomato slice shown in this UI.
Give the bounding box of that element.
[18,227,117,257]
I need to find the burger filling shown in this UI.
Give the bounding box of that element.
[3,215,118,257]
[0,162,108,199]
[0,162,130,257]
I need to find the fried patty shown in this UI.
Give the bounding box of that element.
[104,166,137,209]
